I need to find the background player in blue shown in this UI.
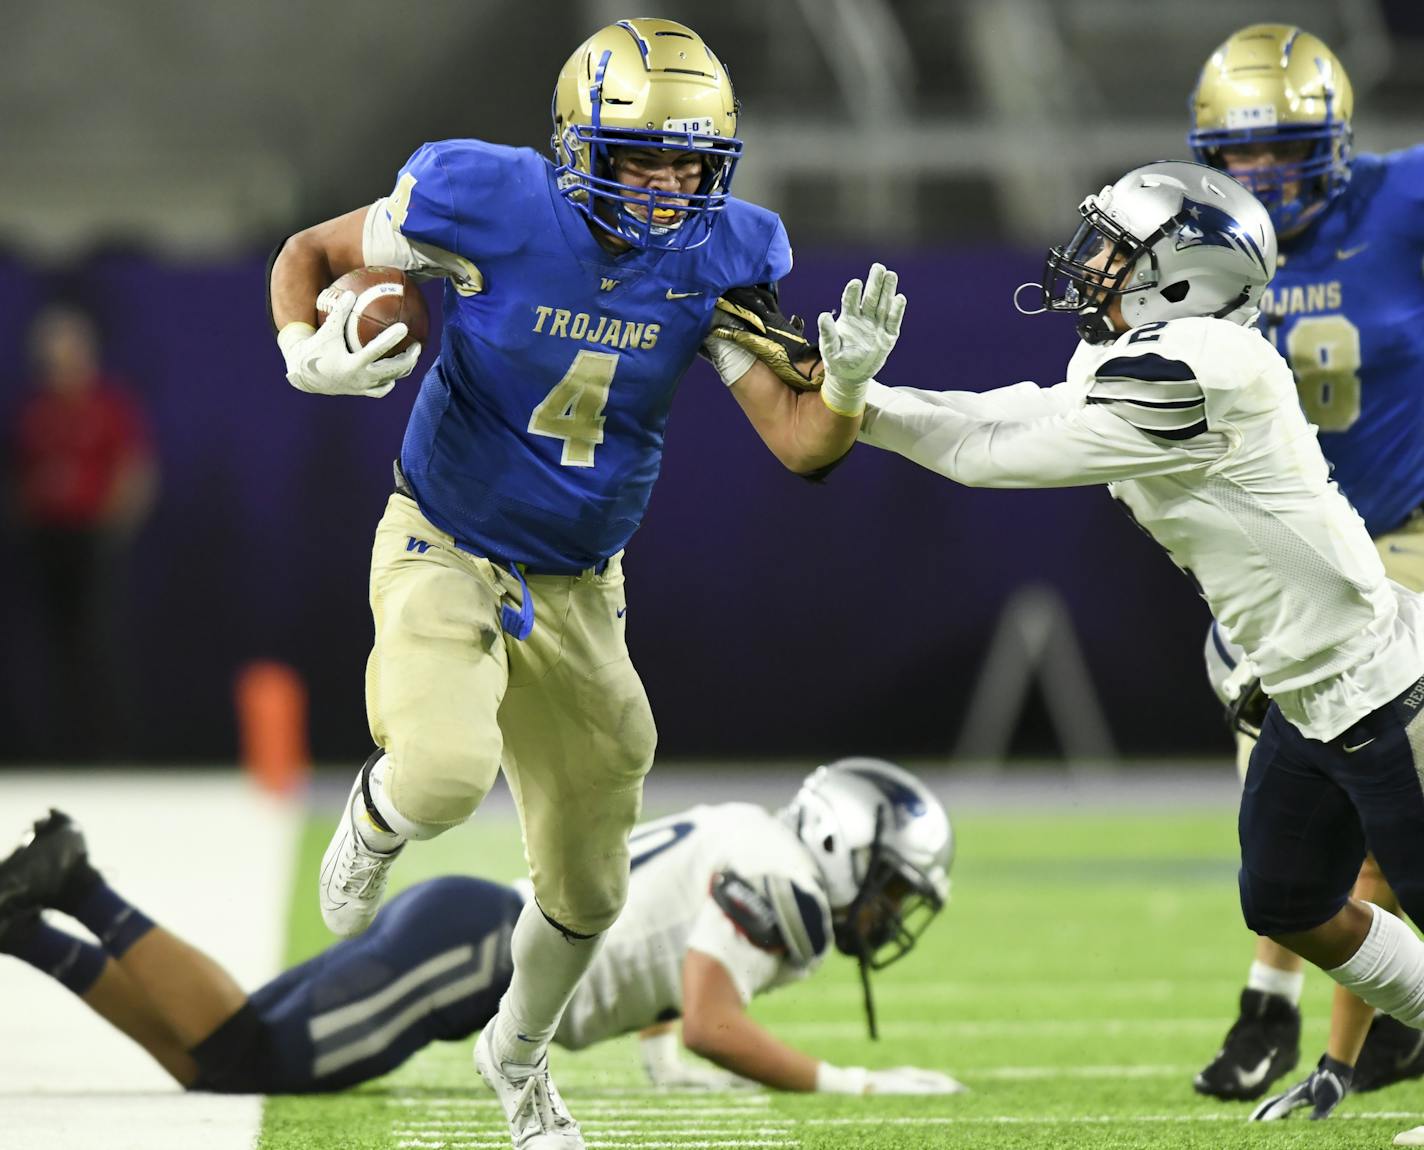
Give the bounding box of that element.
[266,19,888,1148]
[0,764,961,1098]
[1185,25,1424,1116]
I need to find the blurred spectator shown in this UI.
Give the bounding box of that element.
[9,305,158,761]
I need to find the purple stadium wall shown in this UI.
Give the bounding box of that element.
[0,250,1222,764]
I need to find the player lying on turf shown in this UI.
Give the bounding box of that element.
[1185,24,1424,1110]
[812,162,1424,1149]
[0,760,961,1098]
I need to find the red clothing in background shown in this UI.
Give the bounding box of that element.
[13,378,152,527]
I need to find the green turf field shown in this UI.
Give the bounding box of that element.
[259,804,1424,1149]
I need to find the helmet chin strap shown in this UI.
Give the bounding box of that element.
[857,942,879,1041]
[1075,307,1120,344]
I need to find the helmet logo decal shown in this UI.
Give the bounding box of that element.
[1174,199,1268,276]
[846,767,926,826]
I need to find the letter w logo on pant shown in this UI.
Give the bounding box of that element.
[406,537,432,554]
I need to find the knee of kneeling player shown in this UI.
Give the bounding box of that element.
[385,741,500,831]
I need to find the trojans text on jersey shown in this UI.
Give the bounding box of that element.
[531,305,662,350]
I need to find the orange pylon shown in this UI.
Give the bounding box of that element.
[235,660,311,794]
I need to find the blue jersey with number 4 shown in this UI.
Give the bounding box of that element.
[388,139,791,572]
[1258,146,1424,536]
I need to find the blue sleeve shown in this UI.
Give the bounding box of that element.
[1379,146,1424,246]
[388,140,545,258]
[761,215,794,285]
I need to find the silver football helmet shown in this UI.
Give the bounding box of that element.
[1037,160,1277,344]
[782,757,953,1036]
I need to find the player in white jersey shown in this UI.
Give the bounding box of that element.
[0,761,961,1099]
[811,160,1424,1144]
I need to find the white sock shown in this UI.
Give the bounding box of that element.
[1247,959,1305,1005]
[492,900,604,1070]
[1327,902,1424,1028]
[358,753,442,845]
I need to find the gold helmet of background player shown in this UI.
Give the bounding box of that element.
[1188,24,1353,236]
[550,18,741,251]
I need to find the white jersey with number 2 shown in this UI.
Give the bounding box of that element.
[859,316,1424,741]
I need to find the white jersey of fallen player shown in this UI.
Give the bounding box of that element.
[553,802,833,1051]
[860,316,1424,741]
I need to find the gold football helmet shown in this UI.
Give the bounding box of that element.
[1189,24,1353,236]
[551,18,741,250]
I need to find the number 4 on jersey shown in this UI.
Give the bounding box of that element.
[528,349,619,467]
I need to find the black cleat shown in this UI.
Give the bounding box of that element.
[0,901,40,955]
[0,810,96,916]
[1354,1013,1424,1093]
[1194,989,1301,1101]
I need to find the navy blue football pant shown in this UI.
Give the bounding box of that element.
[192,877,522,1093]
[1240,675,1424,937]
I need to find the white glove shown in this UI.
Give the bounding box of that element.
[638,1029,758,1091]
[816,262,907,417]
[278,290,422,399]
[817,1061,967,1095]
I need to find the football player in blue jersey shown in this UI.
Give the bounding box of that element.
[0,766,961,1099]
[266,19,896,1148]
[1183,25,1424,1116]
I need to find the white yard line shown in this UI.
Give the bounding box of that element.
[801,1111,1424,1125]
[775,1017,1228,1039]
[0,771,300,1150]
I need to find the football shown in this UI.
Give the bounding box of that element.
[316,266,429,356]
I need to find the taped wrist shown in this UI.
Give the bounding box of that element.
[821,372,868,418]
[702,332,759,386]
[639,1029,683,1081]
[816,1062,868,1094]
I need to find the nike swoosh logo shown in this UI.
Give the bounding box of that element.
[1344,737,1376,753]
[1336,243,1370,261]
[1235,1053,1275,1090]
[666,289,702,300]
[616,607,628,618]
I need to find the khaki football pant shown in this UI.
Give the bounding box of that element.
[364,493,657,936]
[1375,513,1424,594]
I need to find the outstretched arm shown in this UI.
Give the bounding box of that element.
[673,950,964,1095]
[709,264,906,475]
[858,381,1229,488]
[679,949,821,1090]
[725,359,860,475]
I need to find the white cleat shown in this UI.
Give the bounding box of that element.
[474,1024,585,1149]
[318,771,403,937]
[1397,1128,1424,1147]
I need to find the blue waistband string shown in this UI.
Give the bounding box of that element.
[500,563,535,640]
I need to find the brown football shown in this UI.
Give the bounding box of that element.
[316,266,429,356]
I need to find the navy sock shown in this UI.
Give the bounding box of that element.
[10,919,107,996]
[68,880,155,959]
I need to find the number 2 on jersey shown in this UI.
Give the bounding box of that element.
[528,349,620,467]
